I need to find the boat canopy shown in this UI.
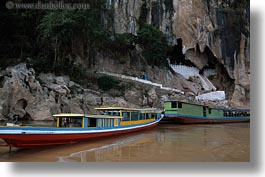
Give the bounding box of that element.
[94,107,158,111]
[53,113,122,119]
[53,113,84,117]
[85,115,122,119]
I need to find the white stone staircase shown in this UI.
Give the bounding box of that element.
[170,64,216,91]
[98,71,184,94]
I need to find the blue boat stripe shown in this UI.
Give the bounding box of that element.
[0,117,163,135]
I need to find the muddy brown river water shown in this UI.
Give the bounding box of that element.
[0,123,249,162]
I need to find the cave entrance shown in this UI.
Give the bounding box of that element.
[0,76,4,88]
[15,99,27,110]
[203,46,217,70]
[14,99,32,120]
[167,38,195,67]
[200,46,235,98]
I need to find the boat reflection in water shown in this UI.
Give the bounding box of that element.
[58,132,158,162]
[57,123,249,162]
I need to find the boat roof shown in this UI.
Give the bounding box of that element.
[52,113,122,119]
[53,107,160,118]
[85,115,122,119]
[53,113,84,117]
[94,106,158,111]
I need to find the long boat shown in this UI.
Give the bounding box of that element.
[0,107,162,149]
[164,100,250,124]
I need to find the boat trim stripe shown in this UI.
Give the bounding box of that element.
[0,118,162,135]
[165,113,250,120]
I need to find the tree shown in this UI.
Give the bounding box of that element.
[137,24,169,67]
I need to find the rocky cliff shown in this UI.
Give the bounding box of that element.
[106,0,250,107]
[0,63,200,120]
[0,0,250,120]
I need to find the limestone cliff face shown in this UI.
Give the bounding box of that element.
[109,0,176,43]
[0,1,250,121]
[107,0,249,108]
[0,64,180,120]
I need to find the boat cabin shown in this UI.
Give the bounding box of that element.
[53,113,121,128]
[95,107,160,126]
[53,114,85,128]
[164,101,250,118]
[53,107,161,129]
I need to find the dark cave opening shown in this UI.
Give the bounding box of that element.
[167,38,195,67]
[0,76,4,88]
[200,46,217,73]
[14,98,32,120]
[201,46,235,98]
[203,46,217,69]
[16,99,27,110]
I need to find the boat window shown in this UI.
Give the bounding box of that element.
[131,112,139,121]
[69,117,82,127]
[59,117,69,127]
[96,119,113,127]
[223,111,227,117]
[245,111,250,116]
[104,111,120,116]
[203,107,206,117]
[58,117,83,128]
[146,113,151,119]
[122,112,130,121]
[104,119,113,127]
[139,113,145,120]
[112,111,120,116]
[178,102,182,108]
[171,101,177,108]
[88,118,97,127]
[151,113,157,119]
[208,108,212,114]
[97,119,103,127]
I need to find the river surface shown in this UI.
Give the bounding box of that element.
[0,123,249,162]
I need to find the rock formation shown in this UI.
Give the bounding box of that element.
[106,0,250,108]
[0,63,188,120]
[0,0,250,120]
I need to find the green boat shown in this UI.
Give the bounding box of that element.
[164,100,250,124]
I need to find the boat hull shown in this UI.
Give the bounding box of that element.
[0,122,159,148]
[164,115,250,124]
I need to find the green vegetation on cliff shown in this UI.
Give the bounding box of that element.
[137,25,168,67]
[97,75,120,92]
[0,0,170,77]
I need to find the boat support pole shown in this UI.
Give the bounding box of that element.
[9,146,11,153]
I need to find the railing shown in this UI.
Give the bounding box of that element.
[170,64,199,79]
[98,71,184,94]
[203,69,216,77]
[170,64,216,91]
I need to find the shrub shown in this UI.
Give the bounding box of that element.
[97,76,119,91]
[137,25,169,67]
